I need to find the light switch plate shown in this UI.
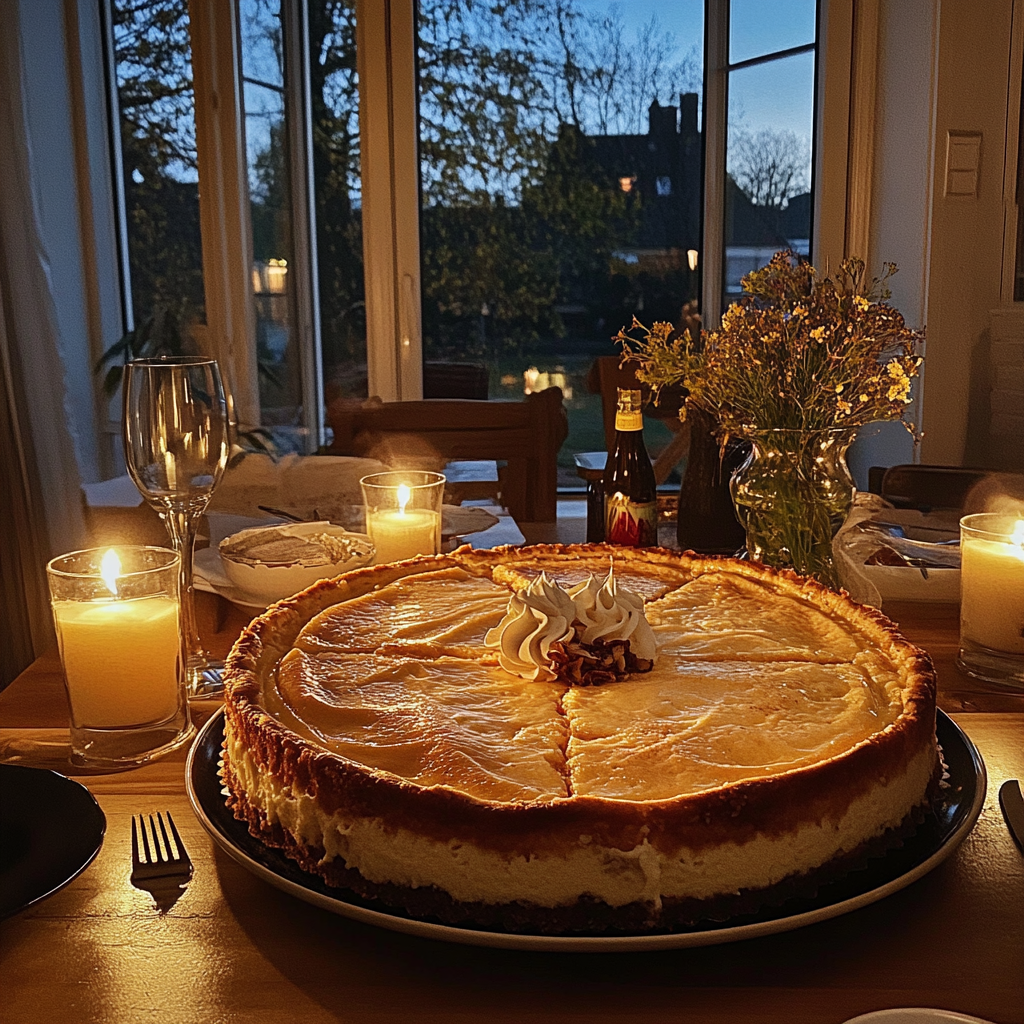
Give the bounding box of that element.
[945,131,982,197]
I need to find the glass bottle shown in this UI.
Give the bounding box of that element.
[604,389,658,546]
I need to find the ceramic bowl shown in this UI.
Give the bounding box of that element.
[218,522,374,604]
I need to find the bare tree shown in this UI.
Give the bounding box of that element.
[546,6,701,137]
[730,127,809,209]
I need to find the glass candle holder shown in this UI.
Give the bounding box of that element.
[47,546,195,768]
[360,471,445,564]
[958,514,1024,690]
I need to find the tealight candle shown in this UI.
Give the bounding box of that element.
[958,514,1024,689]
[47,546,194,767]
[361,471,445,564]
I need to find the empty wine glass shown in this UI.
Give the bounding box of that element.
[123,356,230,698]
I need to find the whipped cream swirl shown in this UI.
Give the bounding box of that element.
[484,573,575,681]
[568,565,656,663]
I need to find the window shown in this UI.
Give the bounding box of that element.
[105,0,828,485]
[721,0,818,303]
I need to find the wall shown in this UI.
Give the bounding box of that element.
[848,0,938,487]
[848,0,1018,484]
[922,0,1015,469]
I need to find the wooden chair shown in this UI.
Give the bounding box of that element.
[326,387,568,522]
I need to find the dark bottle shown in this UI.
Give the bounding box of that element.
[676,406,749,555]
[604,389,658,547]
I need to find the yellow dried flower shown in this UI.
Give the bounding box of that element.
[616,249,923,437]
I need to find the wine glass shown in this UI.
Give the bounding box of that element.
[123,356,230,698]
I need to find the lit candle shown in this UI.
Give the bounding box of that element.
[366,482,442,563]
[961,518,1024,654]
[51,549,181,727]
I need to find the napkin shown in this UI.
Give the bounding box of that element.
[208,452,388,520]
[834,493,960,607]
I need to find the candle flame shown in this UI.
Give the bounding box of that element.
[100,549,121,596]
[397,484,411,514]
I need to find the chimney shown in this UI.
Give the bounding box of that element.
[679,93,698,135]
[648,100,679,138]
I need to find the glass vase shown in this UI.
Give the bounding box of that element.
[729,428,857,588]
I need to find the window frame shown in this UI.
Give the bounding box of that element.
[104,0,857,435]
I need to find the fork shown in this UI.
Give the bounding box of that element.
[131,812,193,885]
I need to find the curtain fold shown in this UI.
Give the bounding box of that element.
[0,0,88,687]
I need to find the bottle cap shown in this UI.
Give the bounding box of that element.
[615,389,643,431]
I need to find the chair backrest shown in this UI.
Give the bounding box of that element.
[326,387,568,522]
[423,361,489,400]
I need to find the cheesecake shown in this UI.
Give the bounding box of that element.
[221,545,939,933]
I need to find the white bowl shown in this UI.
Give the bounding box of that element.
[218,522,374,604]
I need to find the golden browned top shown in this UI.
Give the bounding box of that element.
[224,545,935,817]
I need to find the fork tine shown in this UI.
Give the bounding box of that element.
[156,812,173,860]
[165,811,189,866]
[131,816,140,867]
[140,815,153,864]
[148,814,162,863]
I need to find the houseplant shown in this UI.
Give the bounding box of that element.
[616,250,924,586]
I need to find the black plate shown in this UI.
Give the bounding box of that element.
[187,710,985,950]
[0,764,106,919]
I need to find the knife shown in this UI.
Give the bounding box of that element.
[998,779,1024,854]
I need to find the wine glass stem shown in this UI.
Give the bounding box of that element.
[161,507,206,680]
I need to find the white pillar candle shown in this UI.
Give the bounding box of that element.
[53,595,181,727]
[961,519,1024,654]
[367,507,441,563]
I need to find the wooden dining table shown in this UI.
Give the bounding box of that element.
[1,589,1022,1024]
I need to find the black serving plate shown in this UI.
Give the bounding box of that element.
[187,710,985,951]
[0,764,106,919]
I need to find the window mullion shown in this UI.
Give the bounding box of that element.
[188,0,260,428]
[702,0,729,328]
[282,0,325,448]
[356,0,422,402]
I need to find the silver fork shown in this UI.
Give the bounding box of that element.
[131,812,193,886]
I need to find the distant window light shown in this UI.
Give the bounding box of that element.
[611,250,640,266]
[656,176,672,196]
[618,175,636,194]
[132,168,144,184]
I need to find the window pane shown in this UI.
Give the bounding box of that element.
[724,49,815,302]
[240,0,301,441]
[729,0,816,65]
[307,3,366,407]
[112,1,204,331]
[417,0,703,487]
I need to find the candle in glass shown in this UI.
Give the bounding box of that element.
[958,513,1024,689]
[361,471,445,564]
[47,546,194,767]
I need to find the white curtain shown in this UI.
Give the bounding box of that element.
[0,1,88,686]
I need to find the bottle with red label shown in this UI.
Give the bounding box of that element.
[604,388,658,547]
